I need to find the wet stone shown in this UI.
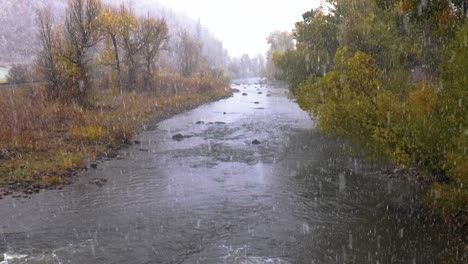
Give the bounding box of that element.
[106,151,118,158]
[172,134,185,141]
[195,121,205,125]
[242,93,248,96]
[90,178,108,187]
[90,163,98,169]
[252,139,261,145]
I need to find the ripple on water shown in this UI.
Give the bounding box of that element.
[220,244,290,264]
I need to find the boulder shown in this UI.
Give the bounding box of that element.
[252,139,261,145]
[172,134,185,141]
[90,178,108,187]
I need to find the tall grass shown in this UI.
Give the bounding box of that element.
[0,75,231,186]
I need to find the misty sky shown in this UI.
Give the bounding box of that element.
[157,0,321,58]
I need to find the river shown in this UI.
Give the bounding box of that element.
[0,78,464,263]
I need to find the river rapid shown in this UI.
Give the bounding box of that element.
[0,79,465,264]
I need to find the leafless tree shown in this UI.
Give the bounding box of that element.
[139,17,169,89]
[36,8,61,99]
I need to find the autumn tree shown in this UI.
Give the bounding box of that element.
[98,4,124,91]
[36,8,62,99]
[176,30,202,77]
[139,17,169,89]
[61,0,103,105]
[265,31,294,80]
[120,5,141,87]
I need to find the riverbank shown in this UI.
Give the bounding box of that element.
[0,79,465,263]
[0,76,233,198]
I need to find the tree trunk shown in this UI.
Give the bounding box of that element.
[110,33,122,93]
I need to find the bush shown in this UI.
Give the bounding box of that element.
[6,64,31,84]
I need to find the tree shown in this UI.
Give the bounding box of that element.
[98,4,124,91]
[176,30,201,77]
[36,8,62,100]
[120,5,140,87]
[265,31,295,80]
[139,16,169,89]
[62,0,103,105]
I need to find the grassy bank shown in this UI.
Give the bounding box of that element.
[0,75,232,195]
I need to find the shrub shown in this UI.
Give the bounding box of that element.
[6,64,31,84]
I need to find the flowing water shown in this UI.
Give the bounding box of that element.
[0,79,465,263]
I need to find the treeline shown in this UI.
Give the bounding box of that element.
[270,0,467,220]
[228,54,266,79]
[33,0,230,106]
[0,0,231,73]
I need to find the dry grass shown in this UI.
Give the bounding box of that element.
[0,76,231,186]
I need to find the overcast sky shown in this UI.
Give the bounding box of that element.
[156,0,321,58]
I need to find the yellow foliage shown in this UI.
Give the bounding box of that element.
[42,176,65,186]
[396,0,413,15]
[71,126,107,142]
[408,82,439,118]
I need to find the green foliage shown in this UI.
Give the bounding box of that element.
[272,49,309,94]
[279,0,467,218]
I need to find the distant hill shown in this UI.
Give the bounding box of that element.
[0,0,66,64]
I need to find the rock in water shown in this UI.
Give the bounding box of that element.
[90,178,108,187]
[172,134,184,141]
[90,163,98,169]
[252,139,261,145]
[195,121,205,125]
[242,93,248,96]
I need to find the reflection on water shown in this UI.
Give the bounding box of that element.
[0,79,465,263]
